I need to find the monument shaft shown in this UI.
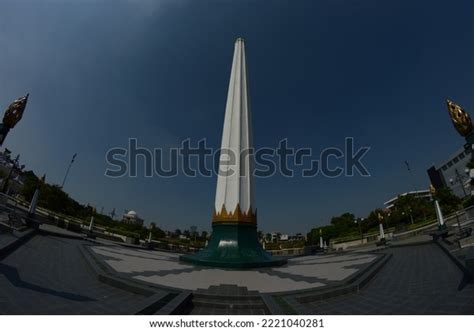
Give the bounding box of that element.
[180,39,286,268]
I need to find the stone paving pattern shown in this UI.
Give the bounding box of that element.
[90,245,378,293]
[1,228,474,314]
[297,244,474,314]
[0,234,147,314]
[0,232,19,249]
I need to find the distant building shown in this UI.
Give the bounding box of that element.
[291,233,305,241]
[427,146,471,198]
[270,232,281,242]
[121,210,144,226]
[384,190,432,210]
[268,232,304,242]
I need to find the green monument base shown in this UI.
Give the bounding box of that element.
[180,223,287,268]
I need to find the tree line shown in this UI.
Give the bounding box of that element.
[307,187,463,245]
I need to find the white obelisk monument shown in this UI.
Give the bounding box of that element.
[213,38,256,225]
[180,38,285,268]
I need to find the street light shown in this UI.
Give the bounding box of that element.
[61,153,77,189]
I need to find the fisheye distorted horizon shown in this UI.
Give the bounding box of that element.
[0,0,473,233]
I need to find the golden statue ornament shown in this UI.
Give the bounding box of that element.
[3,94,29,129]
[0,93,29,146]
[447,99,473,137]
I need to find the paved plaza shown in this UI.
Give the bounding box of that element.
[0,234,148,314]
[300,244,474,314]
[1,229,474,314]
[90,245,378,293]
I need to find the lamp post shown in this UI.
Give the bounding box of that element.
[61,153,77,189]
[404,160,419,194]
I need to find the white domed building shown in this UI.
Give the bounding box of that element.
[121,210,144,226]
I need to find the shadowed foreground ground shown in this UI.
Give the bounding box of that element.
[1,233,473,314]
[0,234,146,314]
[301,244,474,314]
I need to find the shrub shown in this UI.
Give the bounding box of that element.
[463,195,474,208]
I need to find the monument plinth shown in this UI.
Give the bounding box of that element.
[180,38,286,268]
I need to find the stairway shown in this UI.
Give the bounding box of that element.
[190,285,268,315]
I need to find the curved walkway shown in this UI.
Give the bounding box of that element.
[302,244,474,314]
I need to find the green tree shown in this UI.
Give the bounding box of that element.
[330,212,358,237]
[265,233,272,243]
[435,187,461,214]
[388,194,435,228]
[147,222,165,239]
[363,209,386,233]
[20,170,167,240]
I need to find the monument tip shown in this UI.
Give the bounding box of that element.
[235,37,245,44]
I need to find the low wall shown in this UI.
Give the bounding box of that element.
[459,236,474,249]
[331,233,394,251]
[267,247,305,256]
[331,238,367,251]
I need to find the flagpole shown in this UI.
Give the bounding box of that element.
[61,153,77,189]
[404,160,418,193]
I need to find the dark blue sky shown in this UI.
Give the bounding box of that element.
[0,0,473,233]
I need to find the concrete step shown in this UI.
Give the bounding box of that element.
[195,284,260,298]
[192,296,266,310]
